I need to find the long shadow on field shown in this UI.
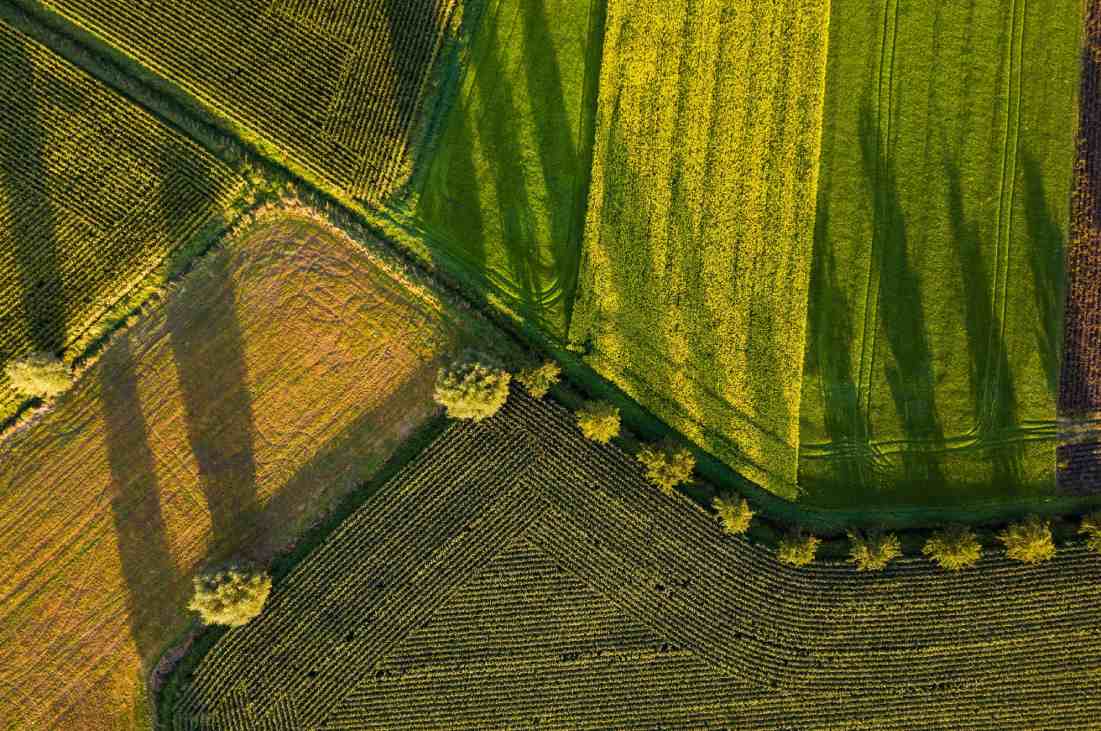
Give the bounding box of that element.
[160,148,261,552]
[100,333,186,665]
[946,161,1023,489]
[381,0,452,149]
[858,104,946,488]
[1,39,66,360]
[803,198,873,492]
[1020,153,1065,401]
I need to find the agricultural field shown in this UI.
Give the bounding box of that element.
[0,210,489,729]
[568,0,832,497]
[409,0,603,334]
[23,0,460,201]
[799,0,1080,508]
[169,390,1101,729]
[0,18,242,423]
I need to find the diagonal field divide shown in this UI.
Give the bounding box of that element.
[170,390,1101,729]
[798,0,1079,507]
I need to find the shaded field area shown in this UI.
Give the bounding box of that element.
[1059,2,1101,494]
[0,18,241,422]
[567,0,832,497]
[799,0,1079,507]
[410,0,602,335]
[0,214,479,730]
[170,390,1101,730]
[25,0,458,201]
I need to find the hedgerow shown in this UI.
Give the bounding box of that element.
[999,516,1056,564]
[777,530,820,567]
[922,525,982,570]
[636,441,695,493]
[576,401,621,444]
[713,493,753,535]
[433,360,511,421]
[847,530,902,571]
[515,361,561,399]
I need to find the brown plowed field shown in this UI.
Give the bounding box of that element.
[172,389,1101,730]
[1060,2,1101,491]
[0,210,474,729]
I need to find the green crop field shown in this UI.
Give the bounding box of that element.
[26,0,459,202]
[798,0,1080,508]
[0,19,241,422]
[568,0,832,498]
[409,0,603,335]
[168,390,1101,729]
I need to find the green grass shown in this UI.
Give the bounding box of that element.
[409,0,603,336]
[567,0,832,498]
[798,0,1079,508]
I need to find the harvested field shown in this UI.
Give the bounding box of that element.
[169,389,1101,729]
[27,0,459,200]
[0,18,242,422]
[0,212,480,730]
[799,0,1079,507]
[411,0,602,334]
[567,0,832,497]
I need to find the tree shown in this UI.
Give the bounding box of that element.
[188,564,272,627]
[922,525,982,570]
[847,529,902,571]
[5,352,72,399]
[433,360,510,421]
[636,441,695,493]
[777,530,820,567]
[576,401,620,443]
[1080,512,1101,555]
[515,360,561,399]
[713,493,753,535]
[998,516,1056,564]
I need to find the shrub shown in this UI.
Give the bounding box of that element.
[188,565,272,627]
[998,516,1056,564]
[433,360,511,421]
[922,525,983,570]
[515,360,561,399]
[636,441,695,493]
[713,493,753,535]
[1080,512,1101,555]
[847,529,902,571]
[5,352,73,399]
[777,530,820,567]
[576,401,621,443]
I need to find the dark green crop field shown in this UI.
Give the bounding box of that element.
[799,0,1080,508]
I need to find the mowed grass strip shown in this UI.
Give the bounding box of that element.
[0,19,242,422]
[411,0,601,334]
[0,212,478,730]
[799,0,1079,507]
[568,0,832,497]
[30,0,458,200]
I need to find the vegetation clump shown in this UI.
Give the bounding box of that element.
[847,529,902,571]
[188,564,272,627]
[998,516,1056,564]
[433,359,511,421]
[922,525,983,570]
[576,401,621,443]
[515,360,561,399]
[4,352,73,399]
[636,441,695,493]
[777,530,820,567]
[713,493,753,535]
[1080,513,1101,555]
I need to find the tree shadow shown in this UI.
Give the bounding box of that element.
[858,103,946,488]
[945,161,1022,488]
[381,0,453,153]
[1,37,65,357]
[803,197,873,491]
[160,145,261,552]
[99,333,185,665]
[1020,153,1064,400]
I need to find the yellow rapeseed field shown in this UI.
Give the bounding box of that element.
[569,0,832,497]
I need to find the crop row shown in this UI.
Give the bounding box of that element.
[0,20,240,419]
[40,0,457,200]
